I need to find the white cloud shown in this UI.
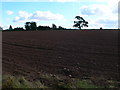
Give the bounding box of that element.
[80,3,117,17]
[6,10,14,15]
[30,11,64,20]
[13,10,64,22]
[79,1,118,29]
[13,11,30,22]
[2,25,10,30]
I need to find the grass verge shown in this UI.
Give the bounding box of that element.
[2,73,119,89]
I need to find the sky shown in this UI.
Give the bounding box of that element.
[0,0,119,29]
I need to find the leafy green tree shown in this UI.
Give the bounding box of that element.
[25,22,37,30]
[14,27,24,31]
[52,24,57,30]
[30,22,37,30]
[73,16,88,30]
[37,26,51,30]
[58,26,64,30]
[25,22,31,30]
[100,27,102,30]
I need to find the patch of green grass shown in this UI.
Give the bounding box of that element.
[75,80,98,88]
[38,73,99,88]
[3,74,110,89]
[2,74,46,88]
[3,74,31,88]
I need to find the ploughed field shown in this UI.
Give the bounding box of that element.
[2,30,119,81]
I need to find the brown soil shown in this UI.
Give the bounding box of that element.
[2,30,119,82]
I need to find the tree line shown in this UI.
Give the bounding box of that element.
[7,22,66,31]
[4,16,89,31]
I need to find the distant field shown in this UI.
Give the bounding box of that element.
[2,30,119,87]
